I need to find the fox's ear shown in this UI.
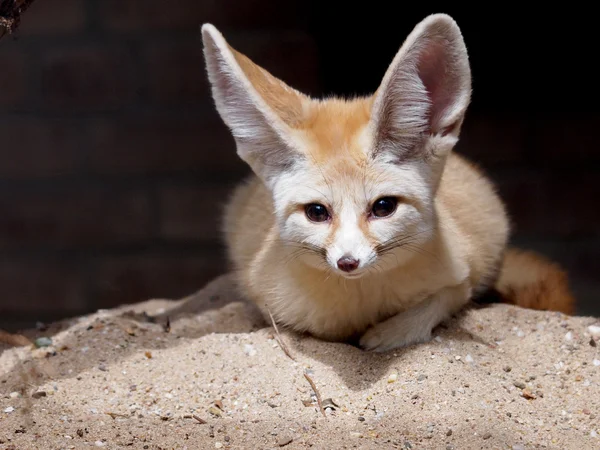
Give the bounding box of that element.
[371,14,471,162]
[201,24,306,187]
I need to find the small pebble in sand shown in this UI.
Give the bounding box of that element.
[215,443,223,449]
[4,407,15,413]
[98,364,107,372]
[446,428,453,436]
[417,374,427,381]
[277,434,293,447]
[243,344,257,357]
[94,441,105,447]
[388,372,398,383]
[32,391,47,399]
[593,359,600,367]
[513,381,526,390]
[465,354,474,364]
[34,337,53,348]
[9,392,19,398]
[590,430,598,438]
[590,338,597,347]
[503,366,512,373]
[565,332,573,341]
[587,325,600,337]
[522,389,536,400]
[358,416,365,422]
[208,406,223,417]
[483,433,492,440]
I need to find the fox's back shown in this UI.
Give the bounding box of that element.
[437,153,509,291]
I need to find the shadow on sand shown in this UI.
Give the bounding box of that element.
[0,273,494,395]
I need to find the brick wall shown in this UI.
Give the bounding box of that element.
[0,1,597,327]
[0,0,320,327]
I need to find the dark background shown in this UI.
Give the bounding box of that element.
[0,0,598,330]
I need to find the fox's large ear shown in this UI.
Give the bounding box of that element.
[201,24,307,187]
[371,14,471,162]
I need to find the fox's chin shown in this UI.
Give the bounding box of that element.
[336,269,368,279]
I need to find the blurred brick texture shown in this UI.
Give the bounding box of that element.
[0,0,597,327]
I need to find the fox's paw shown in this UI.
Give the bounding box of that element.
[359,284,470,352]
[359,314,433,353]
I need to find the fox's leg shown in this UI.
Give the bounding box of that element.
[359,283,471,352]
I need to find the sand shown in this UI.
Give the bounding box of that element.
[1,273,599,449]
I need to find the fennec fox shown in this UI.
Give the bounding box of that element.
[201,14,575,352]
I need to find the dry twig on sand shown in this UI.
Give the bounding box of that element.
[266,307,295,361]
[192,414,207,424]
[266,307,328,418]
[267,307,327,417]
[303,372,326,417]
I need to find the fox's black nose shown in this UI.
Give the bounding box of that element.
[337,255,359,272]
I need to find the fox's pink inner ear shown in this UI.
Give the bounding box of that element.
[416,34,470,135]
[418,41,456,134]
[371,14,471,158]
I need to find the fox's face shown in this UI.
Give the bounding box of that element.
[273,158,436,278]
[270,103,437,278]
[202,15,472,278]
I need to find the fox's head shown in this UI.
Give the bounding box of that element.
[202,14,471,279]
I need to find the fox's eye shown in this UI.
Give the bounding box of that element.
[305,203,330,223]
[371,197,398,218]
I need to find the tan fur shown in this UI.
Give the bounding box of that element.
[230,46,308,127]
[203,15,576,352]
[295,98,374,163]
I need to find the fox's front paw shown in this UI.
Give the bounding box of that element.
[359,315,433,352]
[360,285,469,352]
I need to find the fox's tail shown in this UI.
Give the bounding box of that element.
[492,248,576,314]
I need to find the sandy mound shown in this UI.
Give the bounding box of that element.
[1,273,599,449]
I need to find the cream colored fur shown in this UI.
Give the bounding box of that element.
[201,14,512,352]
